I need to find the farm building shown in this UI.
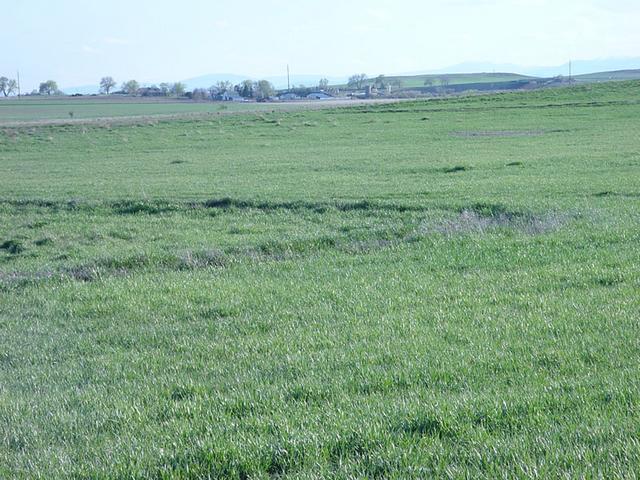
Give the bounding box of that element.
[215,90,245,102]
[278,92,300,101]
[138,87,164,97]
[307,92,333,100]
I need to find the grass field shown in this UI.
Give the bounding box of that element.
[0,97,298,124]
[1,81,639,478]
[573,69,640,83]
[373,72,534,88]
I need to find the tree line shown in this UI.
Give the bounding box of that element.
[0,73,398,99]
[100,77,277,100]
[0,76,63,96]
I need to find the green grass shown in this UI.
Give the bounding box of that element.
[1,81,639,478]
[574,69,640,83]
[378,72,533,88]
[334,72,532,90]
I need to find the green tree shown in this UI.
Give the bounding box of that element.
[122,80,140,95]
[254,80,275,99]
[38,80,59,95]
[171,82,186,96]
[100,76,116,94]
[237,80,254,98]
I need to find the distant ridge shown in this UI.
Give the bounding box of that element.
[61,57,640,94]
[181,74,349,90]
[417,57,640,78]
[573,69,640,82]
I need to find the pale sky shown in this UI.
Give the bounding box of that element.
[2,0,639,91]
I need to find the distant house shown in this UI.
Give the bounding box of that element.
[216,90,245,102]
[139,87,164,97]
[279,92,300,101]
[306,92,333,100]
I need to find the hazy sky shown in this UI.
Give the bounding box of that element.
[2,0,639,90]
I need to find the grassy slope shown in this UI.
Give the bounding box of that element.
[377,72,533,88]
[1,81,639,478]
[573,69,640,83]
[333,73,532,89]
[341,70,640,91]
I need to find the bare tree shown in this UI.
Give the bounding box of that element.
[7,79,17,96]
[122,80,139,95]
[191,88,209,101]
[39,80,59,95]
[440,75,451,87]
[100,76,116,94]
[158,83,170,96]
[0,77,18,97]
[374,75,386,89]
[318,78,329,90]
[209,80,232,98]
[348,73,368,89]
[217,80,232,93]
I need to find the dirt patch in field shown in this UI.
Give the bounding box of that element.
[427,210,566,235]
[417,205,569,236]
[451,130,545,138]
[443,165,470,173]
[593,191,640,198]
[178,249,227,269]
[452,129,571,138]
[0,270,56,290]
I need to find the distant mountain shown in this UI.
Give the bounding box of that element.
[182,73,348,90]
[181,73,253,90]
[266,75,348,90]
[180,59,640,90]
[62,58,640,94]
[419,57,640,78]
